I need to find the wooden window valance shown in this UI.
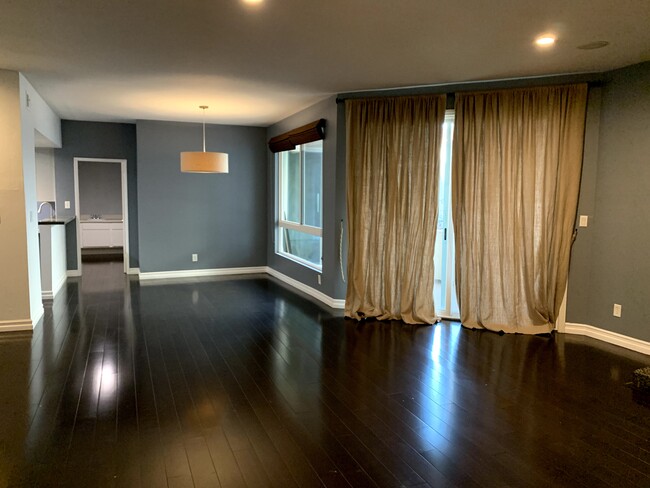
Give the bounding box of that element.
[268,119,326,153]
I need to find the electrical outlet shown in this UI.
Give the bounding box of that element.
[317,274,321,285]
[192,253,198,262]
[613,303,622,318]
[64,200,71,209]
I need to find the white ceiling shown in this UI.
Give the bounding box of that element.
[1,0,649,126]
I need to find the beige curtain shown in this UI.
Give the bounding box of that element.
[345,95,446,324]
[452,84,588,334]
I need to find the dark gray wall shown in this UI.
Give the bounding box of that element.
[65,219,77,268]
[78,161,123,216]
[567,61,650,341]
[136,120,267,273]
[267,96,347,300]
[565,87,602,327]
[53,121,138,269]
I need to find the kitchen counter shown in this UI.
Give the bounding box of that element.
[79,218,123,223]
[38,216,76,225]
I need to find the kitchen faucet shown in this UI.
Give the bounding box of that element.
[37,201,56,219]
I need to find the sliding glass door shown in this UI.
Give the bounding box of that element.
[434,112,460,319]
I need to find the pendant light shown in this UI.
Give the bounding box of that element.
[180,105,229,173]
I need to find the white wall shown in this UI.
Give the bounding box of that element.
[19,74,62,327]
[36,148,56,201]
[0,70,31,330]
[0,70,62,331]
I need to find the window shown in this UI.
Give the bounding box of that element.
[277,140,322,269]
[433,110,459,318]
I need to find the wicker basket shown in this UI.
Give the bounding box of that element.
[633,367,650,391]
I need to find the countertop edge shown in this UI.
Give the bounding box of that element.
[38,216,76,225]
[79,219,124,223]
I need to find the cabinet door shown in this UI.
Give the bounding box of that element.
[109,223,124,248]
[81,223,111,248]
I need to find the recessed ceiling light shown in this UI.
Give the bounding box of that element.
[242,0,264,4]
[577,41,610,50]
[535,35,556,47]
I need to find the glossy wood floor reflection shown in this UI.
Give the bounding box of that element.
[1,262,650,487]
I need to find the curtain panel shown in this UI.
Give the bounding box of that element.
[345,95,446,324]
[452,84,588,334]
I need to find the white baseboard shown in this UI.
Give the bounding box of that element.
[137,265,345,310]
[139,266,268,281]
[266,267,345,309]
[43,273,67,300]
[564,322,650,356]
[67,268,139,277]
[0,319,34,332]
[31,305,44,328]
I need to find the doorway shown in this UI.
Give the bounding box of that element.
[434,112,460,319]
[73,158,129,274]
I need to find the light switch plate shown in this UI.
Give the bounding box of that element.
[613,304,622,317]
[64,200,71,209]
[192,253,198,262]
[579,215,588,227]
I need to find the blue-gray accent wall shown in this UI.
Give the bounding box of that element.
[566,61,650,342]
[266,96,347,300]
[78,161,123,216]
[53,121,138,270]
[136,120,267,273]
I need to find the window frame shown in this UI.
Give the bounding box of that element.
[276,141,323,271]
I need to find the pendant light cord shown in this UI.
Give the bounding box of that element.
[200,105,208,152]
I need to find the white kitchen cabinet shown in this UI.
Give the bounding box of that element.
[109,223,124,247]
[80,221,124,248]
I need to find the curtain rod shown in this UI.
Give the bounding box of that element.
[336,73,604,103]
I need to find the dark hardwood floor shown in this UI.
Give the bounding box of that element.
[1,261,649,487]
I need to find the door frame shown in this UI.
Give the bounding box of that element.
[73,157,129,274]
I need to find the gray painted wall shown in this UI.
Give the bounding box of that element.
[565,87,602,328]
[136,120,267,273]
[266,96,347,300]
[65,220,77,269]
[567,61,650,342]
[78,161,122,216]
[53,121,138,269]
